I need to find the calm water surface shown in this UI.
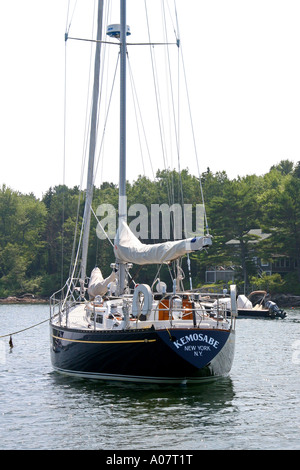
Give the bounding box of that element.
[0,304,299,450]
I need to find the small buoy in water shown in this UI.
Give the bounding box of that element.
[9,335,13,348]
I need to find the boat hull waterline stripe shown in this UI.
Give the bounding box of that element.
[51,334,156,344]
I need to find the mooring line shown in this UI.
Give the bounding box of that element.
[0,318,49,340]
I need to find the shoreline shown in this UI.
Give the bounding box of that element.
[271,293,300,308]
[0,295,48,304]
[0,294,300,308]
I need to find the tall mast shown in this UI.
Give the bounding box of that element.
[118,0,127,293]
[80,0,104,292]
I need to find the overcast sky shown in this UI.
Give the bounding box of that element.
[0,0,299,199]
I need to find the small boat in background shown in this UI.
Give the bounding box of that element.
[236,290,287,319]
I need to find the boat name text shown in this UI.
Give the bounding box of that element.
[173,333,219,350]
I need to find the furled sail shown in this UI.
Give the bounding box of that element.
[114,219,212,265]
[88,267,117,298]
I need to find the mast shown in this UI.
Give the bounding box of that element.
[80,0,104,293]
[118,0,127,294]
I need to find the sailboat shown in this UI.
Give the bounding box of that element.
[49,0,237,384]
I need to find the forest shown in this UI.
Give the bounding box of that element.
[0,159,300,298]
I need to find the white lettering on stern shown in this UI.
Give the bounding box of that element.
[173,333,219,351]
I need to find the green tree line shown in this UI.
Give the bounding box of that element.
[0,159,300,298]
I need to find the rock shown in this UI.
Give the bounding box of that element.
[0,296,47,304]
[271,293,300,308]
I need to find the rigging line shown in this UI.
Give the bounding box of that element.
[144,0,172,204]
[150,263,165,290]
[62,2,84,287]
[166,0,180,43]
[128,64,145,175]
[64,8,88,282]
[172,0,181,43]
[61,22,68,288]
[127,46,171,243]
[96,0,112,186]
[127,42,177,46]
[67,218,85,292]
[83,1,114,188]
[144,0,183,244]
[161,1,175,214]
[0,318,49,339]
[65,0,78,36]
[65,0,71,33]
[64,10,76,279]
[93,6,109,187]
[90,205,114,248]
[68,191,83,279]
[80,2,98,193]
[93,54,120,185]
[162,0,180,171]
[65,1,110,282]
[67,2,97,194]
[167,263,175,283]
[169,0,209,235]
[69,1,100,283]
[160,0,174,208]
[67,36,177,47]
[62,222,85,310]
[127,57,146,176]
[162,0,183,237]
[166,0,193,289]
[63,6,95,278]
[179,43,209,234]
[160,0,183,220]
[128,58,156,179]
[128,50,172,244]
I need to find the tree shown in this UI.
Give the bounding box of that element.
[1,163,300,297]
[207,175,263,292]
[0,185,18,248]
[42,185,81,281]
[0,188,47,296]
[261,173,300,282]
[270,159,294,175]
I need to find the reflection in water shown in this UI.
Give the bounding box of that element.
[49,372,237,449]
[50,371,235,408]
[1,306,299,450]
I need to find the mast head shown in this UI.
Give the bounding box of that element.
[107,24,131,39]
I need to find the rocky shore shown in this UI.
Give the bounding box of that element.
[271,294,300,308]
[0,294,48,304]
[0,293,299,308]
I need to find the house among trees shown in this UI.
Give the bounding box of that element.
[271,255,298,276]
[205,228,298,284]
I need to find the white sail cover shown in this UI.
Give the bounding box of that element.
[114,220,212,265]
[88,267,117,298]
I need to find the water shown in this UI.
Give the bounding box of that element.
[0,303,299,450]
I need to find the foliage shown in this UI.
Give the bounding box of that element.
[249,272,285,294]
[0,160,300,297]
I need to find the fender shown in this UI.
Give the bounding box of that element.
[132,284,153,320]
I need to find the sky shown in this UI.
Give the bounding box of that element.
[0,0,300,199]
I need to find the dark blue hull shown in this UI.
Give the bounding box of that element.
[50,323,235,384]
